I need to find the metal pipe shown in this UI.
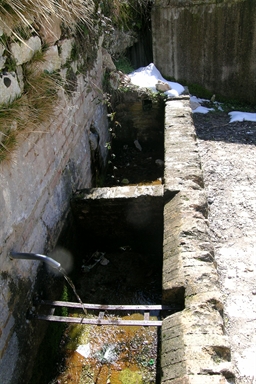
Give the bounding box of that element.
[10,251,61,270]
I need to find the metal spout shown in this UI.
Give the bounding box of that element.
[10,251,61,270]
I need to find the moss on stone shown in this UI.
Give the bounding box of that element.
[119,368,143,384]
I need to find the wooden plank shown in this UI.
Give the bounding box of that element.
[37,314,162,326]
[41,300,174,311]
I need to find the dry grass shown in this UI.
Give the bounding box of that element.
[0,0,94,38]
[0,51,62,162]
[0,0,94,162]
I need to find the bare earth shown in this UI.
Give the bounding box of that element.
[193,110,256,384]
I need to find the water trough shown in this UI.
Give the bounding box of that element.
[59,95,232,382]
[22,95,233,383]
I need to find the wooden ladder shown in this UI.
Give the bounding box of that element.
[36,300,179,327]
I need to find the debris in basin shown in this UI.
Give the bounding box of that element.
[94,343,118,364]
[155,159,164,167]
[76,343,91,358]
[82,251,107,272]
[134,139,142,151]
[119,245,132,251]
[100,256,109,266]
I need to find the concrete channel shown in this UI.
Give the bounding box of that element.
[70,95,235,383]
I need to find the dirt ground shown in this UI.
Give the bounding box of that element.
[193,109,256,384]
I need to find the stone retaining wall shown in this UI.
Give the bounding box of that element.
[0,42,109,384]
[162,97,234,383]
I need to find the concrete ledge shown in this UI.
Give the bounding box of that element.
[74,185,164,199]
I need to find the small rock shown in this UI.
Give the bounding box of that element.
[89,131,99,151]
[102,48,116,71]
[155,80,171,92]
[190,101,201,110]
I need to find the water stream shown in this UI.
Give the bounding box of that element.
[42,249,162,384]
[60,268,88,317]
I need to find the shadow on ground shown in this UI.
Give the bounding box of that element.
[193,110,256,145]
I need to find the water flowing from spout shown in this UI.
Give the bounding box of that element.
[59,267,87,316]
[10,251,87,317]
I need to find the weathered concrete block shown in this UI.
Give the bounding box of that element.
[152,0,256,104]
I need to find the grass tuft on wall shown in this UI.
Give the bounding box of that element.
[0,51,62,162]
[0,0,94,38]
[0,0,95,163]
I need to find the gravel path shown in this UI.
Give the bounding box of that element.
[193,110,256,384]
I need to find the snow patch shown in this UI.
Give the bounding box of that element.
[128,63,184,97]
[229,111,256,123]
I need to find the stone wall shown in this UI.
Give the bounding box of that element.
[152,0,256,103]
[0,27,110,384]
[162,97,234,383]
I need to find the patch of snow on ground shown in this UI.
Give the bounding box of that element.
[190,95,209,104]
[129,63,184,97]
[229,111,256,123]
[193,105,214,114]
[129,67,256,122]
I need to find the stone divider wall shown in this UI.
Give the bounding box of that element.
[161,97,234,383]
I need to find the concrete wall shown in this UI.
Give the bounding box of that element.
[152,0,256,103]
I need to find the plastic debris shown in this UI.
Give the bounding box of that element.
[155,159,164,167]
[100,256,109,266]
[119,245,132,251]
[134,139,142,151]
